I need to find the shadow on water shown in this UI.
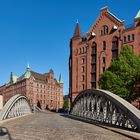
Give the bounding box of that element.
[0,127,12,140]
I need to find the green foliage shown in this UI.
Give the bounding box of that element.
[99,45,140,101]
[63,99,69,109]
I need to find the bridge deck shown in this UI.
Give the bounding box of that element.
[1,112,139,140]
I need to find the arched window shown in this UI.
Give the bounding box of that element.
[123,36,126,43]
[112,36,119,59]
[132,34,135,41]
[100,25,109,35]
[104,25,108,34]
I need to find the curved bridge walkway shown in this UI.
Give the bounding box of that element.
[1,112,139,140]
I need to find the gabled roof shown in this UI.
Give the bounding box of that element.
[108,11,123,23]
[30,71,47,82]
[89,7,124,33]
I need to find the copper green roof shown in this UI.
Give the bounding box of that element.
[58,74,63,84]
[27,63,30,69]
[23,63,31,79]
[135,10,140,19]
[10,75,18,83]
[23,70,31,79]
[13,75,18,83]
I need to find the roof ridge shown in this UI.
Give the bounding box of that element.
[31,70,43,75]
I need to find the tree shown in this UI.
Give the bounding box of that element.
[63,99,69,109]
[99,45,140,101]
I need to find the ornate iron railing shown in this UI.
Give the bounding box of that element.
[70,89,140,132]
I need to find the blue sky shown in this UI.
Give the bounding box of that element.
[0,0,140,94]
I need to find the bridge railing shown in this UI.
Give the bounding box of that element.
[70,89,140,132]
[0,94,32,120]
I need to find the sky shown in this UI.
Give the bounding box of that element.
[0,0,140,95]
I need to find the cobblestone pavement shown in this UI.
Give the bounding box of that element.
[0,112,134,140]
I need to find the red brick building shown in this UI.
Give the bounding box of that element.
[69,7,140,103]
[0,65,64,110]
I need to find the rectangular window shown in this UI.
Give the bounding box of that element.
[81,66,84,73]
[91,83,96,89]
[112,51,118,59]
[102,41,106,51]
[82,58,85,64]
[103,57,106,64]
[81,47,84,53]
[91,65,96,73]
[103,67,105,72]
[82,84,85,90]
[123,36,126,43]
[82,75,84,81]
[128,35,130,42]
[92,57,96,64]
[91,74,96,82]
[91,47,96,54]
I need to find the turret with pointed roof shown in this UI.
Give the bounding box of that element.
[73,20,83,38]
[58,74,63,84]
[24,63,31,79]
[10,72,13,83]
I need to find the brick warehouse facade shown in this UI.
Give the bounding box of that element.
[0,65,64,110]
[69,7,140,103]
